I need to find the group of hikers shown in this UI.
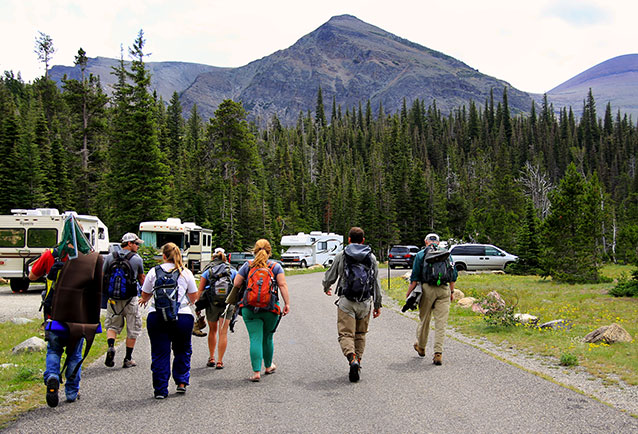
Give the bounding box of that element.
[29,217,457,406]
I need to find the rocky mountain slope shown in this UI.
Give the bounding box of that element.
[50,15,536,125]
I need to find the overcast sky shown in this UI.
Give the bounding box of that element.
[0,0,635,94]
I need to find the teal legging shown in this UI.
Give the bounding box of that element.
[241,307,279,371]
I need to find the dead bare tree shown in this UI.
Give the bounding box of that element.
[517,161,553,219]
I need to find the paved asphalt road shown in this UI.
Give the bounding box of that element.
[5,270,638,433]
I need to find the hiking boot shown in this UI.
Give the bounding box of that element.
[122,358,137,368]
[348,359,360,383]
[45,377,59,408]
[433,352,443,365]
[105,347,115,367]
[413,343,425,357]
[192,329,207,337]
[66,393,80,403]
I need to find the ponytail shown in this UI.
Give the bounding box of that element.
[251,239,271,269]
[162,242,185,273]
[213,251,227,263]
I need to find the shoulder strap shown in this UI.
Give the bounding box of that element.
[124,251,135,261]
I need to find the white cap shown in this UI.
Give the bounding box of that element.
[425,233,440,243]
[214,247,225,254]
[121,233,143,244]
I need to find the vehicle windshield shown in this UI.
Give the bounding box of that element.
[285,247,312,255]
[390,247,409,254]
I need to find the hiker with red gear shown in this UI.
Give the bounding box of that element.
[29,215,103,407]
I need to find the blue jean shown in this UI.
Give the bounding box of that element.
[44,332,84,401]
[147,312,194,396]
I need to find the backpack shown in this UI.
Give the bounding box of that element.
[50,252,104,382]
[240,261,280,314]
[40,248,64,321]
[153,265,182,322]
[341,251,374,302]
[204,262,233,306]
[421,247,457,286]
[104,251,138,300]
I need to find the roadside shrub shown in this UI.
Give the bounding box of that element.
[559,352,579,367]
[477,293,517,327]
[137,245,161,271]
[609,269,638,297]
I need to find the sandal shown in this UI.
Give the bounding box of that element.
[249,373,261,382]
[206,357,216,367]
[215,361,224,370]
[264,364,276,375]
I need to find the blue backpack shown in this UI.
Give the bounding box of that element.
[341,252,374,302]
[153,265,181,322]
[104,251,138,300]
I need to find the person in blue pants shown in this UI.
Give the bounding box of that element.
[139,243,199,399]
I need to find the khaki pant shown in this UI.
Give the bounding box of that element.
[336,298,371,360]
[416,283,451,354]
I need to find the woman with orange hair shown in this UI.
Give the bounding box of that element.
[231,239,290,382]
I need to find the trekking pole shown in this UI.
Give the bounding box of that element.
[387,247,390,292]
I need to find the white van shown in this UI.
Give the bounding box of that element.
[0,208,110,292]
[449,244,518,271]
[280,232,343,268]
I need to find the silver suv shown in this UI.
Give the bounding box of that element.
[449,244,517,271]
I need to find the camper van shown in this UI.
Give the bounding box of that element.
[280,232,343,268]
[0,208,110,292]
[138,218,213,273]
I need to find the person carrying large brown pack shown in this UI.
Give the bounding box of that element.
[29,215,104,408]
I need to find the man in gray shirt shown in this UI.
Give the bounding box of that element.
[322,227,382,383]
[103,233,145,368]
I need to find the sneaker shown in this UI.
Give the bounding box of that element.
[122,358,137,368]
[66,393,80,403]
[348,360,360,383]
[45,377,59,408]
[413,343,425,357]
[433,352,443,365]
[154,392,167,400]
[105,347,115,367]
[176,384,187,394]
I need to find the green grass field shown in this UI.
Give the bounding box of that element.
[383,264,638,385]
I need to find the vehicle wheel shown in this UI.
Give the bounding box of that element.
[10,278,30,293]
[455,263,466,272]
[300,260,307,269]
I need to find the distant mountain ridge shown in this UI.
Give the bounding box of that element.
[539,54,638,120]
[61,15,638,125]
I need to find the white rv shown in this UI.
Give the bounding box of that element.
[280,231,343,268]
[138,218,213,273]
[0,208,110,292]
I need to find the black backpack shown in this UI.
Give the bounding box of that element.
[153,265,181,322]
[204,263,233,306]
[421,247,456,286]
[104,251,138,300]
[341,252,374,302]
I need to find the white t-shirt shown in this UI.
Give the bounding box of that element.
[141,262,197,316]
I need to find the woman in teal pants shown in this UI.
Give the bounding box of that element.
[233,239,290,382]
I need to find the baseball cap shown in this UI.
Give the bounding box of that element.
[121,233,143,244]
[425,233,440,243]
[214,247,225,254]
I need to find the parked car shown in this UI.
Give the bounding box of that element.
[388,245,420,269]
[228,252,254,269]
[449,244,518,271]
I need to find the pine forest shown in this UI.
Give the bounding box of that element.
[2,32,638,283]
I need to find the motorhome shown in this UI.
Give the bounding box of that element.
[280,232,343,268]
[0,208,110,292]
[138,218,213,273]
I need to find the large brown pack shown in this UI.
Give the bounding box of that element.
[51,251,104,381]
